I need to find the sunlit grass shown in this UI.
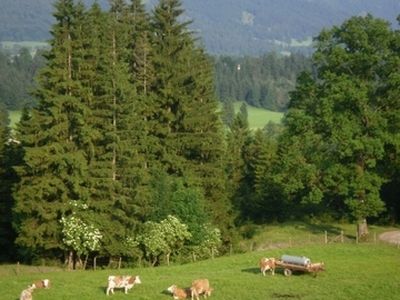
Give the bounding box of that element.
[1,243,399,299]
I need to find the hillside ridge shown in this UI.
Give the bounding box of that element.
[1,0,399,55]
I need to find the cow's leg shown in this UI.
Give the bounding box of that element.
[125,286,128,294]
[106,287,111,296]
[271,267,275,276]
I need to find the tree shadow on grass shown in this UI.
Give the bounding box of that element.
[241,267,261,275]
[271,292,303,299]
[295,222,343,235]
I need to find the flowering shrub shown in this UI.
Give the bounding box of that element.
[60,201,102,256]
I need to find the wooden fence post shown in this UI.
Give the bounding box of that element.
[324,231,328,244]
[340,230,344,243]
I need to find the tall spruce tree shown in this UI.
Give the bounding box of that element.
[13,0,91,260]
[150,0,233,243]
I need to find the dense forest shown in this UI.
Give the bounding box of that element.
[0,48,311,112]
[0,0,399,268]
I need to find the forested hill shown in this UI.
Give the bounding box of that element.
[1,0,399,55]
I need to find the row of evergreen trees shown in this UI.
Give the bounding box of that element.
[0,0,399,266]
[0,46,311,113]
[0,0,233,264]
[214,53,311,111]
[0,47,45,109]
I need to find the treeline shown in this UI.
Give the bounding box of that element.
[0,46,311,112]
[0,0,399,268]
[214,53,312,111]
[0,0,232,266]
[0,48,45,109]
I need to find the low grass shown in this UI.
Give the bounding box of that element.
[1,242,399,300]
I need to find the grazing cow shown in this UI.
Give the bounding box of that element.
[32,279,51,289]
[259,257,276,276]
[106,275,141,296]
[190,279,213,300]
[167,284,190,299]
[19,285,35,300]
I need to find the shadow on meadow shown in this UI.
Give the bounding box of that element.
[241,267,260,275]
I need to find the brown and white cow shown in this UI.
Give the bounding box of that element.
[167,284,190,299]
[259,257,276,276]
[31,279,51,289]
[190,279,213,300]
[106,275,141,296]
[19,285,35,300]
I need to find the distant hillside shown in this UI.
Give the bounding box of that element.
[1,0,399,55]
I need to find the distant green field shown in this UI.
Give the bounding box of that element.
[233,102,284,129]
[9,110,21,129]
[1,242,399,300]
[219,101,284,130]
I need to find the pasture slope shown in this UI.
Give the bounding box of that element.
[1,243,399,300]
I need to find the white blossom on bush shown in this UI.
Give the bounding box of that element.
[60,214,102,255]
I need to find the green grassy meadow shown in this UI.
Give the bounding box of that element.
[1,242,399,300]
[233,102,284,129]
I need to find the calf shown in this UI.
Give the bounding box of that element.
[19,285,35,300]
[190,279,213,300]
[259,257,276,276]
[32,279,51,289]
[167,284,190,299]
[106,275,141,296]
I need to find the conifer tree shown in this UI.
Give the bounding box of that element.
[13,0,91,259]
[150,0,233,242]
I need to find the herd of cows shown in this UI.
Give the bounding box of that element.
[18,256,325,299]
[18,276,212,300]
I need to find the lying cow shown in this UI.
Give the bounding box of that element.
[19,285,35,300]
[106,275,141,296]
[259,257,276,276]
[167,284,190,299]
[31,279,51,289]
[190,279,213,300]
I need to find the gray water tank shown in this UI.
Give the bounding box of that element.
[281,255,311,266]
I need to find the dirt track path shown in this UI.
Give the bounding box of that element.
[378,231,400,244]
